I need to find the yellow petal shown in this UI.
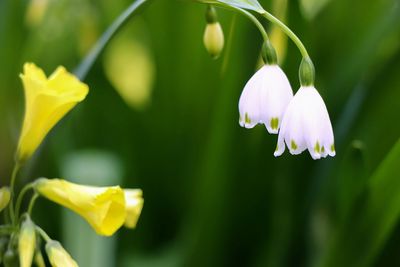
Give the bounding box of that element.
[123,189,144,229]
[17,63,89,162]
[19,217,36,267]
[35,178,126,236]
[45,240,78,267]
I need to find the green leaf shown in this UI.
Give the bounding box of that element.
[215,0,264,13]
[319,138,400,267]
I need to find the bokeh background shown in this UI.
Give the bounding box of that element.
[1,0,400,266]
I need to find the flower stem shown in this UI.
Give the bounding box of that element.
[213,2,269,42]
[74,0,151,80]
[8,163,21,225]
[28,193,39,215]
[35,225,51,242]
[260,10,309,58]
[14,183,35,220]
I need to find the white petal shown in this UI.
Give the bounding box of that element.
[274,86,335,159]
[258,65,293,134]
[239,65,293,133]
[238,67,264,128]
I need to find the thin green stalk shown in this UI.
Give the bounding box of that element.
[35,226,51,242]
[214,2,269,42]
[74,0,150,80]
[260,10,309,58]
[8,163,20,225]
[14,183,34,220]
[28,193,39,215]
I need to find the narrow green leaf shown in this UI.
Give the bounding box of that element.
[320,138,400,267]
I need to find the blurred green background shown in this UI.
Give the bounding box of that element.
[1,0,400,266]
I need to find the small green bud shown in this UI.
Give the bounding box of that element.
[299,57,315,86]
[0,237,9,264]
[0,187,11,212]
[203,22,225,59]
[19,216,36,267]
[3,248,19,267]
[205,5,218,24]
[262,41,278,65]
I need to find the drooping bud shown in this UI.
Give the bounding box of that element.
[0,187,11,212]
[34,250,46,267]
[262,41,278,65]
[0,237,9,264]
[299,57,315,86]
[3,248,19,267]
[45,240,78,267]
[203,6,224,59]
[19,216,36,267]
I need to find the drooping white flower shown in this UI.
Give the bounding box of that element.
[274,86,335,160]
[238,64,293,134]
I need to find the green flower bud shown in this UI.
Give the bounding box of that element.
[203,22,225,59]
[3,248,19,267]
[0,187,11,212]
[262,41,278,65]
[19,216,36,267]
[0,237,9,264]
[299,57,315,86]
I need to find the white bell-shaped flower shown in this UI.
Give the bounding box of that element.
[274,86,335,160]
[238,64,293,133]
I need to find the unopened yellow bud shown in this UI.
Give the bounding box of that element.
[19,216,36,267]
[203,22,224,59]
[45,240,78,267]
[123,189,144,229]
[0,187,11,212]
[35,178,126,236]
[34,250,46,267]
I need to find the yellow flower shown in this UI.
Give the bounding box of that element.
[0,187,11,212]
[19,216,36,267]
[17,63,89,162]
[45,240,78,267]
[124,189,144,228]
[35,178,126,236]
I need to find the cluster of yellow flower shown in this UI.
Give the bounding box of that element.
[0,63,143,267]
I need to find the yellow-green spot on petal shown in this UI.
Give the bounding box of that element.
[314,141,321,153]
[331,144,335,152]
[245,113,251,124]
[291,140,298,150]
[321,146,325,153]
[270,117,279,130]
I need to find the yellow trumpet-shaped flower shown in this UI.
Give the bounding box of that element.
[35,178,126,236]
[0,187,11,212]
[19,216,36,267]
[17,63,89,162]
[45,240,78,267]
[123,189,144,228]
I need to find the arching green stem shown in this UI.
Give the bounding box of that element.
[35,226,51,242]
[260,10,309,58]
[74,0,151,80]
[14,182,35,221]
[213,2,269,42]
